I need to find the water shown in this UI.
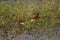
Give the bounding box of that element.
[12,28,60,40]
[0,0,60,40]
[0,27,60,40]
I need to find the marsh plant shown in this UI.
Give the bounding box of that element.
[0,0,60,40]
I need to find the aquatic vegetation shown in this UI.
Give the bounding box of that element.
[0,0,60,40]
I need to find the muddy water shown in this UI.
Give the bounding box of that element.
[0,27,60,40]
[12,28,60,40]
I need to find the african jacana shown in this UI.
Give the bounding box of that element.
[15,17,24,25]
[31,13,39,22]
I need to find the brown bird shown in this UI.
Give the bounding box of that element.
[31,13,39,22]
[15,17,24,24]
[32,13,39,19]
[15,17,21,23]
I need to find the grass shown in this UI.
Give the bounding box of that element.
[0,0,60,37]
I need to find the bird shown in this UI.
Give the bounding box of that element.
[15,17,24,25]
[31,13,39,22]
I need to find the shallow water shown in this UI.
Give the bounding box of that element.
[0,27,60,40]
[13,29,60,40]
